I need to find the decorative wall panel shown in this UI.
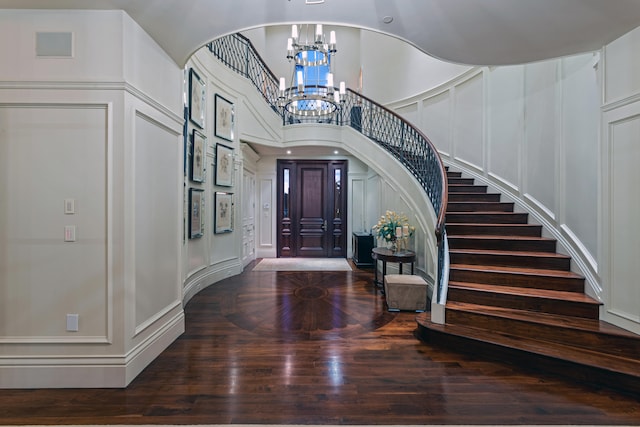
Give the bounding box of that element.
[453,74,484,170]
[134,111,181,332]
[0,104,108,343]
[608,115,640,324]
[422,91,451,156]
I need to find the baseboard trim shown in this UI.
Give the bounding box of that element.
[0,311,184,389]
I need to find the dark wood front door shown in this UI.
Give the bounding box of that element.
[277,160,347,258]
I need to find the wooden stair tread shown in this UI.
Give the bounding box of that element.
[447,204,513,207]
[416,313,640,377]
[448,192,500,195]
[444,301,621,334]
[448,234,555,242]
[447,223,539,227]
[444,192,502,197]
[448,185,487,192]
[449,248,570,259]
[450,263,584,279]
[447,281,598,303]
[447,210,521,214]
[447,203,514,212]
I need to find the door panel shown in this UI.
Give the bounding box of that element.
[279,166,293,257]
[328,163,346,257]
[297,165,326,257]
[277,159,347,258]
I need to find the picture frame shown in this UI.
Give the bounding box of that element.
[183,183,187,243]
[189,188,205,239]
[189,68,206,128]
[214,94,234,141]
[214,192,234,234]
[215,143,233,187]
[191,129,206,183]
[182,106,189,176]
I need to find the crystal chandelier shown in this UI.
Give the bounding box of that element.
[278,24,346,117]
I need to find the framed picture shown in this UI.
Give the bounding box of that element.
[214,94,234,141]
[189,188,205,239]
[214,192,234,234]
[182,106,189,176]
[189,68,206,128]
[183,183,187,243]
[191,129,206,182]
[215,143,233,187]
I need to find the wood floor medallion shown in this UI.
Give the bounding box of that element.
[222,270,396,340]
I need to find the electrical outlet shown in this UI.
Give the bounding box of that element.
[64,225,76,242]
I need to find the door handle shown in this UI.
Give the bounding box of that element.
[322,220,327,231]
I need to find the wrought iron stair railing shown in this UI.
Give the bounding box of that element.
[208,33,449,307]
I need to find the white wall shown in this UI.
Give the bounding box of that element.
[389,34,640,334]
[0,10,184,388]
[0,10,124,81]
[360,30,471,104]
[453,73,484,171]
[523,60,558,219]
[487,65,524,189]
[601,25,640,333]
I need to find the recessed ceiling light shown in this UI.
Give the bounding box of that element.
[286,150,292,155]
[333,150,339,155]
[383,16,394,24]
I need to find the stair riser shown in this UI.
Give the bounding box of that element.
[447,202,514,212]
[449,269,585,292]
[449,252,570,271]
[445,309,640,358]
[448,237,557,252]
[447,287,598,319]
[448,185,487,193]
[448,193,501,202]
[446,213,529,224]
[446,224,542,237]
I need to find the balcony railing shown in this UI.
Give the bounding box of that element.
[209,33,449,308]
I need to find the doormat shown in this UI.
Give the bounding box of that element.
[252,258,352,271]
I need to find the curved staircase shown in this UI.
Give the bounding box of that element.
[416,169,640,395]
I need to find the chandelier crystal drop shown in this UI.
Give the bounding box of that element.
[278,24,345,117]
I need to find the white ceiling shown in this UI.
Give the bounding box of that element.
[2,0,640,67]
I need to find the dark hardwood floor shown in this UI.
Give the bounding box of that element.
[2,262,640,425]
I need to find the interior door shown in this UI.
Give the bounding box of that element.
[277,160,347,258]
[241,167,256,267]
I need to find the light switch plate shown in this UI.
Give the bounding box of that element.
[64,198,75,214]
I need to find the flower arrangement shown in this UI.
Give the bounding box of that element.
[372,210,415,250]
